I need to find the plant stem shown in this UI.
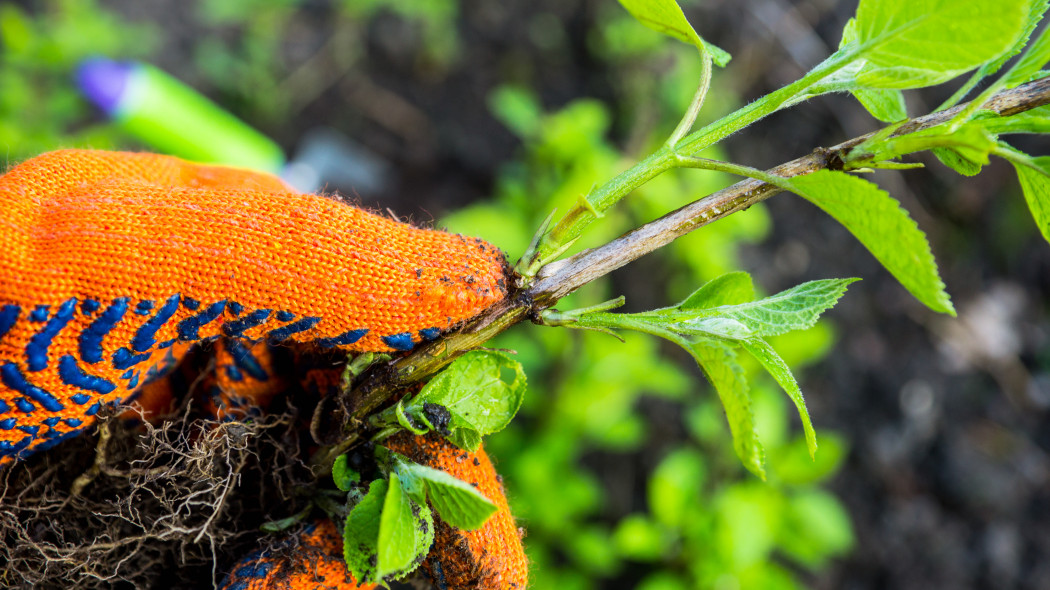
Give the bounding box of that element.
[936,68,986,111]
[326,76,1050,466]
[666,52,713,149]
[534,77,1050,302]
[993,142,1045,172]
[672,154,785,185]
[672,49,855,155]
[538,151,673,264]
[947,78,1009,132]
[536,49,856,266]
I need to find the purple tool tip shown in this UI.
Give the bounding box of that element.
[75,57,135,115]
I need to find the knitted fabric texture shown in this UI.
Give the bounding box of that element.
[385,432,529,589]
[201,339,284,421]
[116,341,193,423]
[220,520,376,590]
[0,149,508,462]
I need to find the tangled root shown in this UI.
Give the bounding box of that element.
[0,397,314,590]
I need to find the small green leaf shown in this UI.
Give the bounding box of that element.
[850,0,1028,89]
[928,126,998,164]
[703,43,732,68]
[333,454,361,492]
[387,454,427,503]
[687,341,765,479]
[376,474,434,580]
[853,88,907,122]
[347,352,388,378]
[786,170,954,315]
[343,478,388,583]
[679,271,755,310]
[396,460,498,530]
[1003,1,1050,87]
[395,399,431,435]
[977,106,1050,135]
[740,338,817,459]
[448,427,483,452]
[409,351,527,448]
[932,147,984,176]
[855,121,998,166]
[1010,155,1050,243]
[697,279,858,338]
[617,0,730,66]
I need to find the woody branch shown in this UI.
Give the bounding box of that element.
[328,76,1050,459]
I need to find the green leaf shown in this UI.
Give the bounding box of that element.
[617,0,731,66]
[632,279,853,342]
[854,120,999,167]
[706,44,732,68]
[343,478,388,584]
[396,460,498,530]
[930,127,998,165]
[977,106,1050,135]
[408,351,527,449]
[332,454,361,492]
[850,0,1028,89]
[679,271,755,310]
[1003,2,1050,86]
[376,473,434,580]
[932,147,984,176]
[1006,33,1050,87]
[740,338,817,459]
[1006,1,1049,63]
[687,341,765,479]
[696,279,858,338]
[786,170,954,315]
[448,427,483,452]
[853,88,907,122]
[1010,154,1050,243]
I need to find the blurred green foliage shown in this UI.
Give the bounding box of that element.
[194,0,458,121]
[1,1,854,587]
[0,0,157,158]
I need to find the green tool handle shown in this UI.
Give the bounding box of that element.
[118,64,285,173]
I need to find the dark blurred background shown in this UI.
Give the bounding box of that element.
[2,0,1049,588]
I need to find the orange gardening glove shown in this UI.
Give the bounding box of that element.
[0,149,508,463]
[220,520,377,590]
